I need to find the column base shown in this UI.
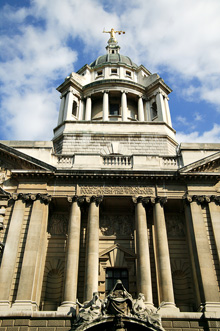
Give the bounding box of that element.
[157,302,180,312]
[198,302,220,312]
[58,301,76,313]
[12,300,38,311]
[0,301,11,311]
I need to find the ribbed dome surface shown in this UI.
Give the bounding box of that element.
[90,53,137,68]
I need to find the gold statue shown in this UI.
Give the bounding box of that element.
[103,28,125,42]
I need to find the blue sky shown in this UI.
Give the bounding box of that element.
[0,0,220,143]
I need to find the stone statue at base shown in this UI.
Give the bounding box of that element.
[72,280,164,331]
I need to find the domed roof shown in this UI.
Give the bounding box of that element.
[90,53,138,68]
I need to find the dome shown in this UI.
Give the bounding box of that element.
[90,53,138,68]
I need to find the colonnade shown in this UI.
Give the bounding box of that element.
[184,195,220,311]
[0,194,220,311]
[58,90,172,124]
[0,194,51,311]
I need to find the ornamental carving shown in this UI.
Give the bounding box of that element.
[100,215,133,236]
[72,280,164,331]
[48,213,68,235]
[80,185,154,196]
[166,214,185,238]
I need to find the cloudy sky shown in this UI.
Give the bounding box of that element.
[0,0,220,143]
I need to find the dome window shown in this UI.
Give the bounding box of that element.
[111,68,118,75]
[126,70,131,77]
[96,70,103,77]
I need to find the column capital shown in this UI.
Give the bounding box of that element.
[67,195,85,205]
[132,196,151,206]
[85,196,103,206]
[152,196,167,206]
[210,195,220,205]
[10,193,32,204]
[183,195,210,205]
[90,195,103,206]
[37,194,52,204]
[102,90,109,94]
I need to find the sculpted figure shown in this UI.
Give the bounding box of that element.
[134,293,146,312]
[104,280,133,316]
[76,292,102,322]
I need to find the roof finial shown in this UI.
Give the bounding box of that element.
[103,28,125,44]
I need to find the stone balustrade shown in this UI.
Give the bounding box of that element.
[102,155,132,167]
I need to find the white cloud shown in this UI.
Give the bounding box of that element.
[0,0,220,140]
[194,113,203,122]
[176,124,220,143]
[176,116,188,125]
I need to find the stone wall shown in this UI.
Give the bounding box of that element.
[0,316,220,331]
[54,133,177,156]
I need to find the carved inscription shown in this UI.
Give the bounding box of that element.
[80,185,154,196]
[100,215,133,236]
[48,213,68,235]
[166,214,185,238]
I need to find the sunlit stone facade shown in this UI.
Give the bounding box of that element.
[0,31,220,330]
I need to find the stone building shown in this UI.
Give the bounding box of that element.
[0,29,220,330]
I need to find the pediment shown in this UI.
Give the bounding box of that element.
[99,243,136,260]
[0,142,56,171]
[179,151,220,174]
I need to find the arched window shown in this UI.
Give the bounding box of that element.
[151,101,157,119]
[72,100,77,117]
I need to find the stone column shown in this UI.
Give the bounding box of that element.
[164,96,172,126]
[78,99,85,121]
[208,196,220,265]
[57,95,65,125]
[84,196,102,302]
[133,197,154,307]
[63,90,74,121]
[153,197,178,310]
[102,91,109,121]
[0,194,26,310]
[12,194,51,311]
[185,195,220,311]
[138,96,145,122]
[183,199,201,308]
[121,91,127,121]
[59,196,83,310]
[156,92,166,122]
[144,100,151,121]
[85,96,92,121]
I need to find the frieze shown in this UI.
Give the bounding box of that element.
[100,214,133,236]
[48,213,68,235]
[80,185,154,196]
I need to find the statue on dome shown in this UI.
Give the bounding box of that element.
[103,28,125,43]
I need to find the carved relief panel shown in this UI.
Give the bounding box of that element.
[99,214,133,237]
[48,213,68,235]
[165,213,185,238]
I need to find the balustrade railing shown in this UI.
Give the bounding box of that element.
[102,155,132,167]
